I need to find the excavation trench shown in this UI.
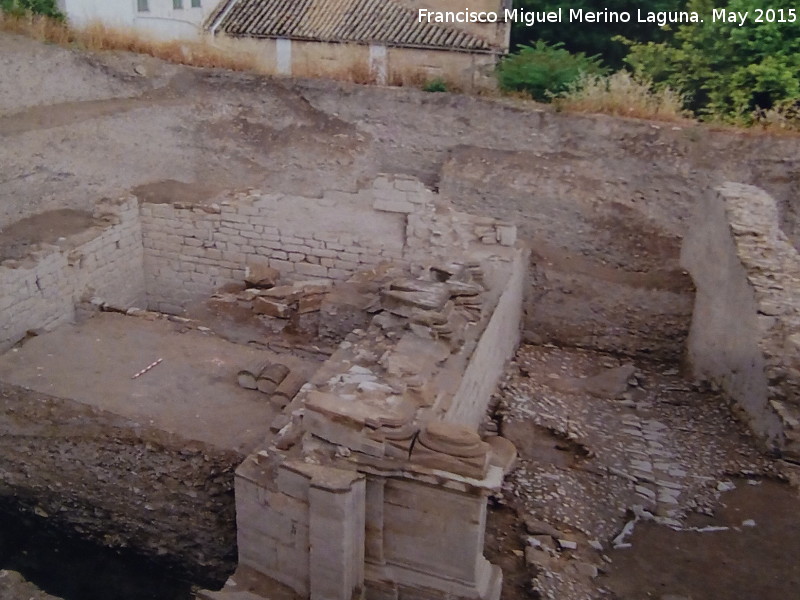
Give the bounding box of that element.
[0,502,194,600]
[0,380,242,597]
[0,175,526,600]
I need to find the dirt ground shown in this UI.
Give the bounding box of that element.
[1,30,800,600]
[0,209,100,261]
[0,311,318,453]
[605,479,800,599]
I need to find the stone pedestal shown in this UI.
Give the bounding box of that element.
[234,454,366,600]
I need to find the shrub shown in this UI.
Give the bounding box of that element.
[422,78,448,93]
[510,0,688,69]
[624,0,800,121]
[556,71,688,121]
[0,0,62,19]
[496,41,606,101]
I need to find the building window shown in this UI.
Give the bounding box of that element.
[137,0,149,12]
[191,0,201,6]
[173,0,183,8]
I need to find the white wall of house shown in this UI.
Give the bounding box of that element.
[61,0,218,40]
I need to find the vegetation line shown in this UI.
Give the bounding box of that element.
[1,2,797,133]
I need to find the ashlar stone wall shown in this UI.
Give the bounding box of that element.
[682,182,800,461]
[445,250,526,429]
[0,198,145,351]
[140,175,515,313]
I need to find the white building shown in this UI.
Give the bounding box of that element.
[56,0,218,39]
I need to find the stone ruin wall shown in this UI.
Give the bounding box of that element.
[445,249,525,429]
[0,198,145,351]
[227,241,526,599]
[140,175,516,314]
[231,454,502,600]
[682,182,800,461]
[0,174,516,345]
[0,174,524,600]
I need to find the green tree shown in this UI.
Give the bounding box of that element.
[624,0,800,119]
[0,0,63,19]
[511,1,687,68]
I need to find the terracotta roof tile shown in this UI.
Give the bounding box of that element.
[207,0,495,52]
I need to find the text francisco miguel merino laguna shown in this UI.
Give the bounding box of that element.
[419,7,716,27]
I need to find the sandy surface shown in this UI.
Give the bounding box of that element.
[0,312,303,453]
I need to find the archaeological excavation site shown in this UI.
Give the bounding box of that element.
[1,32,799,600]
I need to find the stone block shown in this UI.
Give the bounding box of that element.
[309,473,366,600]
[393,177,424,193]
[271,543,308,596]
[374,199,415,214]
[245,259,280,288]
[303,409,385,457]
[276,464,312,501]
[496,225,517,247]
[372,175,393,190]
[339,251,360,262]
[253,297,291,319]
[295,263,329,278]
[298,294,325,314]
[238,528,279,572]
[365,478,386,564]
[334,260,359,272]
[250,508,296,545]
[310,248,337,260]
[266,491,309,524]
[269,258,295,273]
[314,231,340,243]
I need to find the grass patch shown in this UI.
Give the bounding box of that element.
[752,101,800,134]
[422,78,448,93]
[293,59,377,85]
[555,71,688,122]
[0,12,452,91]
[0,12,269,72]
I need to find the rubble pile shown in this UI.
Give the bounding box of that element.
[262,259,497,463]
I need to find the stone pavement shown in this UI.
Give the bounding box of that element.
[495,344,782,599]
